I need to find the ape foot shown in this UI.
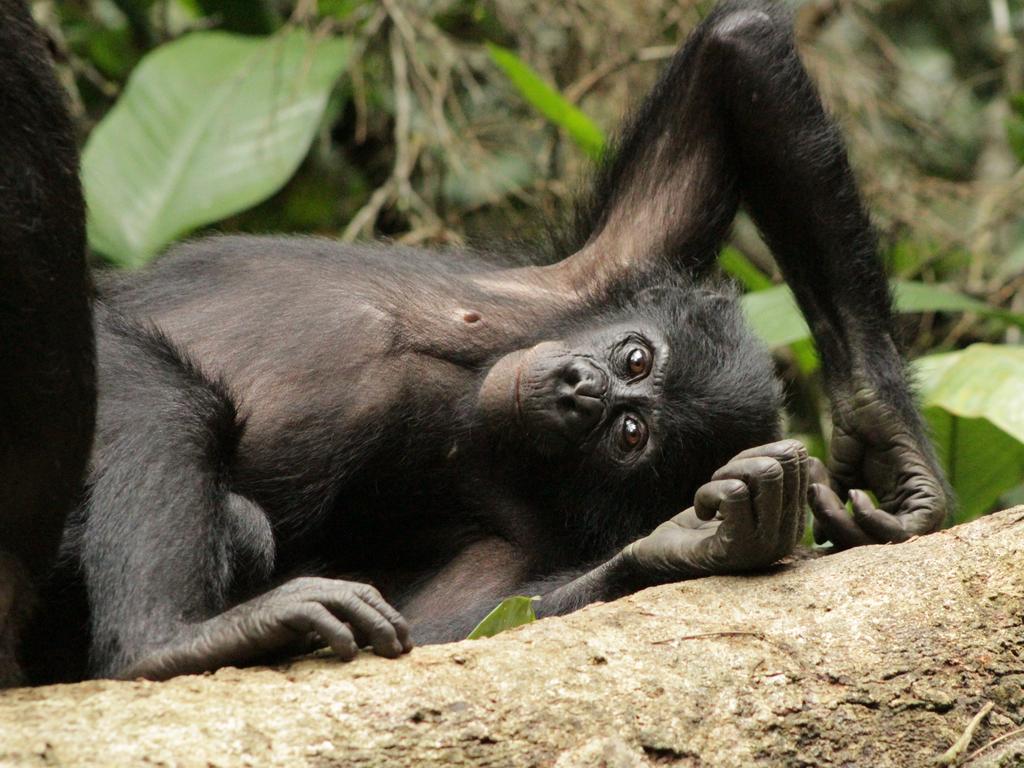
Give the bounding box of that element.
[813,389,949,549]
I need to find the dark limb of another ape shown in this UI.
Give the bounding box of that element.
[82,310,409,681]
[0,0,95,686]
[411,440,807,645]
[556,0,948,547]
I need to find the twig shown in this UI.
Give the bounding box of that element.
[650,631,767,645]
[936,701,994,765]
[965,725,1024,765]
[342,24,422,241]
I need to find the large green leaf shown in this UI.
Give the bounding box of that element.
[914,344,1024,522]
[467,596,537,640]
[742,280,1024,349]
[84,30,353,267]
[740,285,811,348]
[486,43,605,161]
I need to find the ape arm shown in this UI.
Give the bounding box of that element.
[85,313,410,681]
[410,441,807,644]
[556,0,948,545]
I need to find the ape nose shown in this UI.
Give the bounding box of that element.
[555,360,607,437]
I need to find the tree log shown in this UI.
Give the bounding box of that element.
[2,509,1023,767]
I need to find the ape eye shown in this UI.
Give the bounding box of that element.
[626,347,651,378]
[620,415,648,451]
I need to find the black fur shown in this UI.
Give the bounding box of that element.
[23,0,942,682]
[0,0,95,686]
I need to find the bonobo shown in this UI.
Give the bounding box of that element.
[26,0,948,682]
[0,0,95,686]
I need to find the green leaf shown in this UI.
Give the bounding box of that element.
[742,280,1024,350]
[1007,114,1024,165]
[892,280,1024,328]
[915,344,1024,523]
[84,30,353,267]
[318,0,369,21]
[718,247,772,291]
[741,285,811,348]
[486,43,605,161]
[467,596,537,640]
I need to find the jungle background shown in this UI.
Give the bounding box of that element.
[35,0,1024,527]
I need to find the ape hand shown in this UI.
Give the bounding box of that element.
[126,578,412,680]
[622,440,807,580]
[810,390,948,550]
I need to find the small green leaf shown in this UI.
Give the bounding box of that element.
[318,0,368,21]
[1007,114,1024,165]
[84,30,353,267]
[486,43,605,161]
[467,596,537,640]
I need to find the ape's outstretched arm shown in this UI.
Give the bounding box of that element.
[559,0,948,546]
[411,441,808,645]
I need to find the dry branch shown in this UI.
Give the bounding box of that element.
[2,509,1024,767]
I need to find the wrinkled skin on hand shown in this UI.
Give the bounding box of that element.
[809,389,949,550]
[622,440,807,579]
[125,578,412,681]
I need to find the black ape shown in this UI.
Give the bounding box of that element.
[29,0,947,682]
[0,0,95,686]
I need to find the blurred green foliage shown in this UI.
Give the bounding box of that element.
[38,0,1024,533]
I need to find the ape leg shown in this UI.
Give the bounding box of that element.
[80,310,408,680]
[0,0,95,686]
[564,0,947,543]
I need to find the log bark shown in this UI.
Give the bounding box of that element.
[2,509,1023,767]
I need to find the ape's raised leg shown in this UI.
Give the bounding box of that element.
[559,0,947,545]
[0,0,95,686]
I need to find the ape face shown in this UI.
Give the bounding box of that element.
[476,322,670,464]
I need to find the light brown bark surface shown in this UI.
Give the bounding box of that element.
[2,508,1023,767]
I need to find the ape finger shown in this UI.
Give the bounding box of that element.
[778,444,808,556]
[319,593,406,658]
[711,456,784,537]
[808,483,875,550]
[762,441,808,558]
[731,441,806,542]
[351,584,413,652]
[849,489,909,543]
[693,478,749,522]
[282,603,359,661]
